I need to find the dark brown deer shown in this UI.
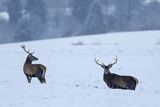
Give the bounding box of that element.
[21,45,46,84]
[95,57,138,90]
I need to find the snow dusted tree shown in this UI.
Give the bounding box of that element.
[70,0,92,24]
[7,0,22,25]
[142,1,160,30]
[25,0,47,40]
[14,0,48,41]
[26,0,47,23]
[14,16,33,41]
[81,0,107,35]
[111,0,144,31]
[0,11,9,23]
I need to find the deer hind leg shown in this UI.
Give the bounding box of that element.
[37,77,44,83]
[35,71,44,83]
[42,70,46,83]
[42,70,46,78]
[128,83,136,90]
[42,77,46,83]
[126,79,137,90]
[35,68,46,84]
[25,74,32,83]
[34,70,43,77]
[39,68,46,83]
[41,69,46,83]
[36,70,46,83]
[110,84,118,89]
[37,76,46,83]
[112,85,127,89]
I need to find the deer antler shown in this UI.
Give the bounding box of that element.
[95,58,105,66]
[110,56,118,66]
[20,45,35,55]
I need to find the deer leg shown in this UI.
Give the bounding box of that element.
[128,84,136,90]
[41,72,46,83]
[34,70,42,77]
[29,77,32,83]
[39,77,46,83]
[127,80,136,90]
[39,69,46,83]
[110,84,119,89]
[42,77,46,83]
[25,74,32,83]
[35,68,46,84]
[37,77,43,83]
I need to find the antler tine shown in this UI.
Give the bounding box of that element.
[111,56,118,66]
[95,58,103,66]
[28,48,35,55]
[20,44,35,55]
[20,44,25,49]
[102,62,105,66]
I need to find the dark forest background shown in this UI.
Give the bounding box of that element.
[0,0,160,43]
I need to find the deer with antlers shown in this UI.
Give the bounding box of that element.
[21,45,46,84]
[95,56,138,90]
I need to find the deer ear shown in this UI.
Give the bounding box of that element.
[108,64,112,68]
[101,65,105,68]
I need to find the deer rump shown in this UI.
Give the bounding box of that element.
[24,64,46,78]
[104,73,138,90]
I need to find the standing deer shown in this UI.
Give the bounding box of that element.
[95,57,138,90]
[21,45,46,84]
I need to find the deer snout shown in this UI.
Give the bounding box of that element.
[32,56,38,61]
[35,57,38,60]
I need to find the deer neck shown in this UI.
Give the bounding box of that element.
[103,70,111,83]
[25,57,32,64]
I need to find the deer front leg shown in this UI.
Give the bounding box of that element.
[25,74,32,83]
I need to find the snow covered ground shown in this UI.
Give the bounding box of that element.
[0,31,160,107]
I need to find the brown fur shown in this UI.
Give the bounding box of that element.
[95,57,138,90]
[21,45,47,83]
[103,73,138,90]
[23,64,46,76]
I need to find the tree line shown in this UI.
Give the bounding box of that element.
[0,0,160,43]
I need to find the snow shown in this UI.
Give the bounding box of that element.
[0,11,9,21]
[145,0,160,3]
[0,31,160,107]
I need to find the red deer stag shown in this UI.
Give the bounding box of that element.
[21,45,46,84]
[95,56,138,90]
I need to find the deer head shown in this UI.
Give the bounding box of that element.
[95,56,118,74]
[21,45,38,63]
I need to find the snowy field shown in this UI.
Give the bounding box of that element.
[0,31,160,107]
